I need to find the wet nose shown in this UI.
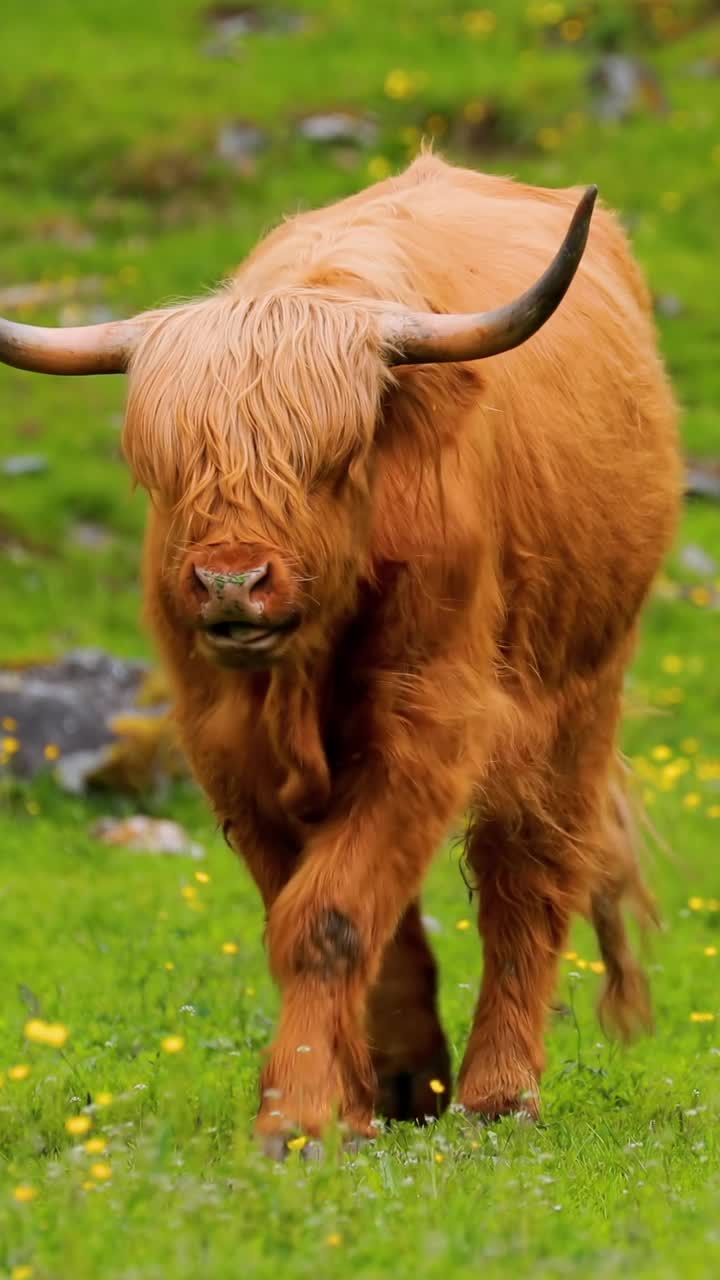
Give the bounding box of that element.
[193,563,269,624]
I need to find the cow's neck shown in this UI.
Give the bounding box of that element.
[263,658,331,825]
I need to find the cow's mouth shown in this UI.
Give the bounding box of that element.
[197,619,299,667]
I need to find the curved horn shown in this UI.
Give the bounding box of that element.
[382,184,598,365]
[0,315,146,375]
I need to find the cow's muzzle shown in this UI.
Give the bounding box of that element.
[191,559,300,668]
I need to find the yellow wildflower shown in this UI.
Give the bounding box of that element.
[326,1233,343,1247]
[12,1185,37,1203]
[661,654,684,674]
[367,156,391,181]
[85,1136,107,1154]
[8,1064,31,1081]
[690,586,711,607]
[536,127,562,151]
[704,947,717,958]
[589,961,606,975]
[707,806,720,819]
[2,716,17,731]
[90,1162,112,1181]
[425,114,447,137]
[194,870,210,884]
[95,1091,113,1107]
[688,897,705,911]
[287,1135,308,1152]
[43,743,60,761]
[65,1115,92,1137]
[164,961,175,971]
[651,745,672,761]
[24,1018,69,1048]
[161,1035,185,1054]
[690,1012,715,1023]
[429,1078,446,1094]
[384,69,415,100]
[464,100,488,123]
[462,10,497,36]
[683,793,702,810]
[11,1266,34,1280]
[560,17,583,40]
[456,919,471,931]
[562,950,578,960]
[434,1152,445,1163]
[180,885,198,901]
[222,941,239,955]
[3,736,20,755]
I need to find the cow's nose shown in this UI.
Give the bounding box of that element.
[193,563,269,624]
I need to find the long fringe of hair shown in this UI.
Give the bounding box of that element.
[122,287,393,561]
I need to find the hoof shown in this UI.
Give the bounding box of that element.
[376,1065,451,1124]
[458,1089,540,1125]
[261,1133,291,1162]
[259,1130,373,1161]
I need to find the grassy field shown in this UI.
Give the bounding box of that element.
[2,1,720,1276]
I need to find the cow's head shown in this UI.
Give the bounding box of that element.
[0,188,596,669]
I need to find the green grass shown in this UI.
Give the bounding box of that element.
[2,1,720,1276]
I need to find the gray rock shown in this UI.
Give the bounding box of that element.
[686,462,720,502]
[654,293,685,319]
[588,55,669,122]
[216,121,270,169]
[1,454,48,477]
[68,522,113,551]
[205,6,306,56]
[297,112,378,147]
[90,815,204,858]
[0,648,152,780]
[680,544,718,577]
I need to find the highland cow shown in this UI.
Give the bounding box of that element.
[0,155,681,1151]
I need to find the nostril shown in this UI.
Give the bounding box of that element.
[193,565,215,595]
[248,562,270,599]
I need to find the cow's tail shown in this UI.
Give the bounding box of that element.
[590,758,660,1041]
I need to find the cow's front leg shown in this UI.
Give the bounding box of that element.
[256,762,468,1148]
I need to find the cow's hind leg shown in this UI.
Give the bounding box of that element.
[368,901,451,1123]
[457,809,581,1120]
[457,676,629,1120]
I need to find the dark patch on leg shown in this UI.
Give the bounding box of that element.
[295,909,362,979]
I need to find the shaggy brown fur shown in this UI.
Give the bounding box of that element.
[123,154,681,1144]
